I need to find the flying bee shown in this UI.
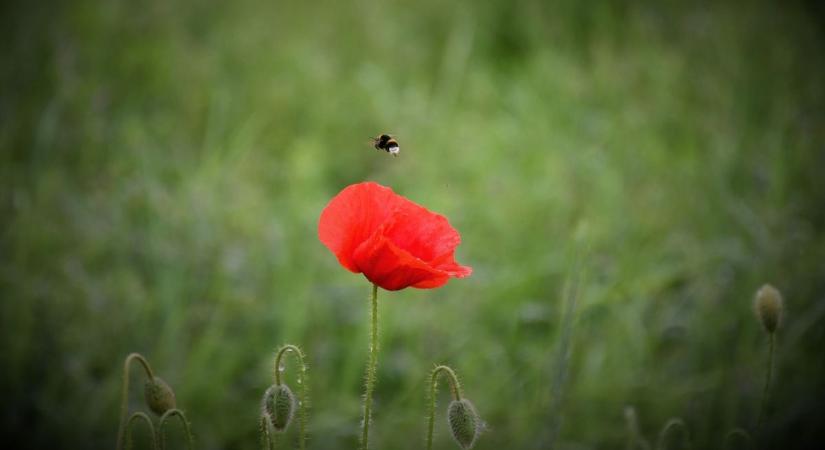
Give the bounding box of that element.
[371,134,400,156]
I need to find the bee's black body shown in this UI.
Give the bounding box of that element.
[372,134,400,156]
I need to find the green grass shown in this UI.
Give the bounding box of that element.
[2,0,824,449]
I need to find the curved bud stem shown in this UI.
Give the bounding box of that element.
[117,353,157,450]
[272,344,309,450]
[432,365,464,401]
[361,284,379,450]
[126,411,157,450]
[723,428,753,450]
[426,365,465,450]
[158,408,194,450]
[656,418,690,450]
[274,344,306,386]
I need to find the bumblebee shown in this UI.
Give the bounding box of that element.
[372,134,400,156]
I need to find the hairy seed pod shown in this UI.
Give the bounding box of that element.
[754,284,783,334]
[448,399,479,449]
[144,376,176,415]
[263,384,295,432]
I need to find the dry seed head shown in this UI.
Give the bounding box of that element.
[144,376,177,415]
[448,398,479,449]
[754,284,783,334]
[263,384,295,432]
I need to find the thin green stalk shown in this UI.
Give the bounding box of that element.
[274,344,309,450]
[426,365,463,450]
[117,353,156,450]
[158,408,194,450]
[259,415,273,450]
[126,411,158,450]
[259,415,280,450]
[361,284,379,450]
[756,334,775,430]
[547,266,582,449]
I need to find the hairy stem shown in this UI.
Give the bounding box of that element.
[360,284,379,450]
[126,412,157,450]
[260,416,273,450]
[117,353,156,450]
[426,365,464,450]
[158,408,194,450]
[757,334,775,431]
[273,344,309,450]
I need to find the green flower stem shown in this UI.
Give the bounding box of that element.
[757,334,775,430]
[273,344,309,450]
[361,284,379,450]
[126,411,157,450]
[158,408,194,450]
[260,415,273,450]
[426,365,464,450]
[117,353,156,450]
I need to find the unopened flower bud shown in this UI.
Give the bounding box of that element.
[754,284,783,334]
[448,398,479,449]
[263,384,295,432]
[144,376,176,415]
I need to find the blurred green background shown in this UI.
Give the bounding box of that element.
[2,0,824,448]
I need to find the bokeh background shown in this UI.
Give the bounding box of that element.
[2,0,824,449]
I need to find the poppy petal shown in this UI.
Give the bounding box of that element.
[318,182,404,272]
[380,207,462,264]
[353,231,452,291]
[318,181,472,291]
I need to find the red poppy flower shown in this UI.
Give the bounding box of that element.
[318,182,472,291]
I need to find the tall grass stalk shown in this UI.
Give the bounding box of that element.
[546,260,583,449]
